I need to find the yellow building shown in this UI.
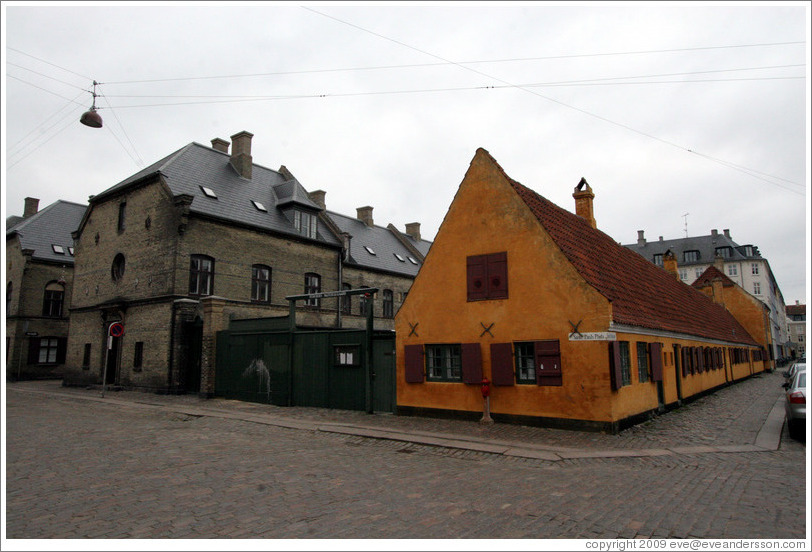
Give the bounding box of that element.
[395,149,764,432]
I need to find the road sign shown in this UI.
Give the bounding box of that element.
[109,323,124,337]
[568,332,617,341]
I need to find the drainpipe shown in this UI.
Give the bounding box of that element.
[336,247,343,329]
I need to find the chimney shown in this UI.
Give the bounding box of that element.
[637,230,646,246]
[711,277,725,305]
[211,138,230,153]
[713,254,725,271]
[573,177,596,228]
[357,206,374,227]
[663,249,679,279]
[723,229,731,239]
[797,300,800,306]
[659,236,663,242]
[309,190,326,210]
[230,131,253,179]
[711,229,718,238]
[405,222,421,241]
[23,197,39,218]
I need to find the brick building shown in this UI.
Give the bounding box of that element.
[395,149,766,432]
[6,198,87,380]
[62,131,430,395]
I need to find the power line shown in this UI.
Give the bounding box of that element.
[96,40,805,85]
[7,47,92,81]
[303,6,806,195]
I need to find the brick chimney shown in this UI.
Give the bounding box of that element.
[723,229,731,239]
[711,277,725,305]
[663,249,679,279]
[308,190,326,210]
[211,138,230,153]
[405,222,421,241]
[24,197,39,218]
[573,177,596,228]
[357,206,374,227]
[230,131,253,179]
[637,230,646,246]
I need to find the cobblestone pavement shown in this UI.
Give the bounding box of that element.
[3,370,808,541]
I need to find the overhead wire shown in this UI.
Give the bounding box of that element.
[302,6,805,195]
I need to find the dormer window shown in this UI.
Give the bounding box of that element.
[200,186,217,199]
[252,200,267,212]
[294,210,317,239]
[652,254,663,266]
[715,247,732,258]
[683,250,700,263]
[364,246,376,256]
[52,245,65,255]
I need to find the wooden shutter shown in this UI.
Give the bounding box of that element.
[466,255,488,301]
[535,340,562,386]
[487,252,508,300]
[490,343,515,386]
[649,342,663,382]
[609,341,623,391]
[27,337,40,365]
[56,337,68,364]
[461,343,483,384]
[681,348,689,377]
[404,344,424,383]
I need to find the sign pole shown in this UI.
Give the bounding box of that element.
[101,334,111,398]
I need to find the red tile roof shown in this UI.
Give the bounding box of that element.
[479,149,759,346]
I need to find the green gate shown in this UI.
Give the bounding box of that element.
[215,317,395,412]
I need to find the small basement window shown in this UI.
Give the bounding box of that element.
[200,186,217,198]
[252,200,267,212]
[364,246,376,256]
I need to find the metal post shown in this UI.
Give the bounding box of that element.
[101,334,111,398]
[365,294,374,414]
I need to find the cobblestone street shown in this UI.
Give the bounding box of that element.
[3,370,807,541]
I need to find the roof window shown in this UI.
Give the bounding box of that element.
[200,186,217,199]
[252,200,267,212]
[394,253,405,262]
[52,245,65,254]
[68,247,75,256]
[408,257,418,265]
[364,246,376,256]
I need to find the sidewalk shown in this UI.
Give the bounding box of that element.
[5,369,791,462]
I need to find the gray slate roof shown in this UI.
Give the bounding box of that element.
[89,140,431,277]
[327,211,428,276]
[92,142,340,248]
[6,200,87,264]
[623,230,761,267]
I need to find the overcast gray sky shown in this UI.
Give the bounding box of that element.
[3,1,809,305]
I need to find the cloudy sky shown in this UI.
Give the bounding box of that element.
[3,2,809,305]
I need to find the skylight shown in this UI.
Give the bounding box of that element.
[408,257,418,265]
[252,200,267,212]
[68,247,75,256]
[52,245,65,254]
[364,246,376,256]
[394,253,405,262]
[200,186,217,198]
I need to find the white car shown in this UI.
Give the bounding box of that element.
[784,369,806,440]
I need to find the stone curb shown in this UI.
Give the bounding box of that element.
[7,385,786,462]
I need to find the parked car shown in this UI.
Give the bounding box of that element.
[784,368,806,440]
[783,361,806,383]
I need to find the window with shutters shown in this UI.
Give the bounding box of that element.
[515,342,536,384]
[467,252,508,301]
[636,342,649,383]
[610,341,632,389]
[426,344,462,382]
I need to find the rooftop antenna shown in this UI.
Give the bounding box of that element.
[80,80,103,128]
[682,212,689,238]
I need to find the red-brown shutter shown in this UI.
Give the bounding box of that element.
[681,348,689,377]
[404,344,424,383]
[461,343,483,384]
[27,337,40,365]
[609,341,623,391]
[649,342,663,382]
[56,337,68,364]
[466,255,488,301]
[490,343,515,386]
[535,340,562,386]
[487,252,508,300]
